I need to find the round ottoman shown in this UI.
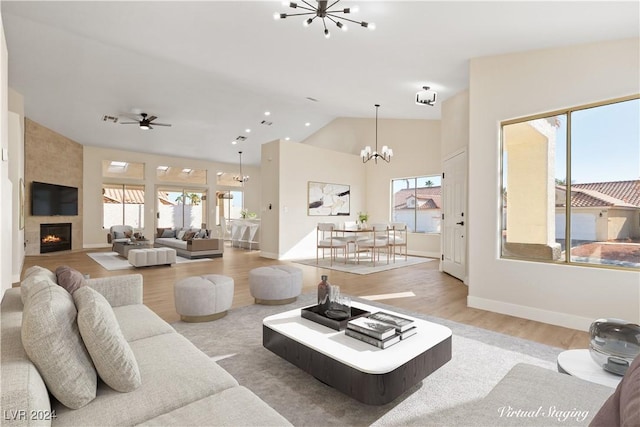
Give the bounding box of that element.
[249,265,303,305]
[174,274,234,322]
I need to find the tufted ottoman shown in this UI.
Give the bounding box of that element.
[128,247,176,267]
[174,274,234,322]
[249,265,303,305]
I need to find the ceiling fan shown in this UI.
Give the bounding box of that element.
[120,113,171,130]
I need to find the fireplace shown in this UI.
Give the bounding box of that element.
[40,223,72,253]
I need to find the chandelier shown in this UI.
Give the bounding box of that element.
[233,151,249,183]
[274,1,375,38]
[361,104,392,164]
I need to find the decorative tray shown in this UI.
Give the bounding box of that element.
[301,304,371,331]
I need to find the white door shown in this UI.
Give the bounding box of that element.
[442,151,467,281]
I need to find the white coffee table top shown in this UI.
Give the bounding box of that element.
[557,349,622,388]
[263,302,452,375]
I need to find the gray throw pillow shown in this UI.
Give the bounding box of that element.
[74,287,141,392]
[20,266,57,304]
[161,229,175,238]
[21,282,97,409]
[113,231,125,239]
[55,265,87,295]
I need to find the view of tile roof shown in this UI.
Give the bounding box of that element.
[572,180,640,207]
[394,186,441,210]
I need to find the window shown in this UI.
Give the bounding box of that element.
[156,166,207,185]
[102,160,144,180]
[216,190,244,225]
[102,184,145,229]
[501,97,639,269]
[391,175,442,233]
[157,187,208,229]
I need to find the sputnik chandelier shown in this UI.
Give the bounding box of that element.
[361,104,392,164]
[233,151,250,183]
[274,1,375,38]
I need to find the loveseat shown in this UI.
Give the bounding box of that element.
[0,266,290,426]
[154,227,223,259]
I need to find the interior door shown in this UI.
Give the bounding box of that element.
[442,151,467,282]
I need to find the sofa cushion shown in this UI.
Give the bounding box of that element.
[51,332,239,426]
[55,265,86,295]
[160,228,175,238]
[112,304,176,342]
[138,386,293,426]
[20,266,57,304]
[74,287,141,392]
[590,354,640,427]
[21,282,97,409]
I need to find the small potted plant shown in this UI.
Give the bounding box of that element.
[357,212,369,229]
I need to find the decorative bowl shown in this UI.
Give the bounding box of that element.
[589,318,640,376]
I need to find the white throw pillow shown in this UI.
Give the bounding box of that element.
[22,282,97,409]
[20,266,57,303]
[177,230,187,240]
[74,287,141,392]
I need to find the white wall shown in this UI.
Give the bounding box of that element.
[0,13,11,295]
[261,139,365,260]
[468,38,640,330]
[304,117,442,257]
[441,90,469,159]
[8,88,24,283]
[83,146,261,247]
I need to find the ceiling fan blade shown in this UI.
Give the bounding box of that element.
[152,123,172,127]
[119,121,139,125]
[147,115,158,122]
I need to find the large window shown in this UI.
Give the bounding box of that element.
[157,187,208,229]
[102,184,145,229]
[391,175,441,233]
[501,96,639,269]
[216,190,244,225]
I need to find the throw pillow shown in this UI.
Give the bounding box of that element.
[21,283,97,409]
[124,231,133,238]
[177,230,187,240]
[590,353,640,426]
[196,229,207,239]
[55,265,87,295]
[113,231,125,239]
[74,287,141,392]
[161,229,175,238]
[182,231,196,241]
[20,266,57,304]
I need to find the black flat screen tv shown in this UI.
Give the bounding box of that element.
[31,181,78,216]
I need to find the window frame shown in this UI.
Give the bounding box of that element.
[390,174,442,234]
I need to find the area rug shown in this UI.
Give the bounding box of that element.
[293,255,434,275]
[173,293,564,426]
[86,251,212,271]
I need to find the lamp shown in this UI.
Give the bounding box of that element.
[416,86,437,106]
[361,104,392,164]
[274,1,375,38]
[233,151,249,183]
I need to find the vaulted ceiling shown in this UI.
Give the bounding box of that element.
[3,1,638,165]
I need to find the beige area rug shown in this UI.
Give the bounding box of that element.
[86,251,212,271]
[293,255,434,275]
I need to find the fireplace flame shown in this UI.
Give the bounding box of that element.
[42,235,62,244]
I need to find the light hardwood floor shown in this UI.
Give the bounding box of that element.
[18,246,589,349]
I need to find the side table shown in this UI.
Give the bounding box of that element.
[557,348,622,388]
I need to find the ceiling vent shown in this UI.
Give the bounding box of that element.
[261,120,273,126]
[102,115,119,123]
[236,135,247,142]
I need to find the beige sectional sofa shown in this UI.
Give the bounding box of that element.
[154,227,223,259]
[0,267,290,426]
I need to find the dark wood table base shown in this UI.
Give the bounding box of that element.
[263,325,452,405]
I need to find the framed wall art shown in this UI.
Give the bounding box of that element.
[308,181,350,216]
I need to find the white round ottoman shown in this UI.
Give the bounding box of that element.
[174,274,234,322]
[249,265,303,305]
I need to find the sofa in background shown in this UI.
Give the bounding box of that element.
[0,266,290,426]
[154,227,223,259]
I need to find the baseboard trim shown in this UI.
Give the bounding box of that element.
[467,295,593,331]
[408,250,440,259]
[260,251,280,260]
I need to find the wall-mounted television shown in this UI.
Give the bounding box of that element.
[31,181,79,216]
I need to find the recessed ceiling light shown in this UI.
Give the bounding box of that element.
[245,128,251,133]
[264,111,271,116]
[232,140,238,145]
[285,137,290,141]
[305,122,311,127]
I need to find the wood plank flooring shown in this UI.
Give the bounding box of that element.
[18,246,589,349]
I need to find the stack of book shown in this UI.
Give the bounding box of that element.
[345,311,416,349]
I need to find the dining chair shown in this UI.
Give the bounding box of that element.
[316,223,348,266]
[388,222,408,262]
[355,223,390,266]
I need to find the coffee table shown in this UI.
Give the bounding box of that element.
[557,349,622,388]
[113,240,152,258]
[263,301,452,405]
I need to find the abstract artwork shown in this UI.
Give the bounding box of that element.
[308,181,350,216]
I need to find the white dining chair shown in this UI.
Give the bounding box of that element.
[316,223,348,266]
[388,222,408,262]
[355,223,390,266]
